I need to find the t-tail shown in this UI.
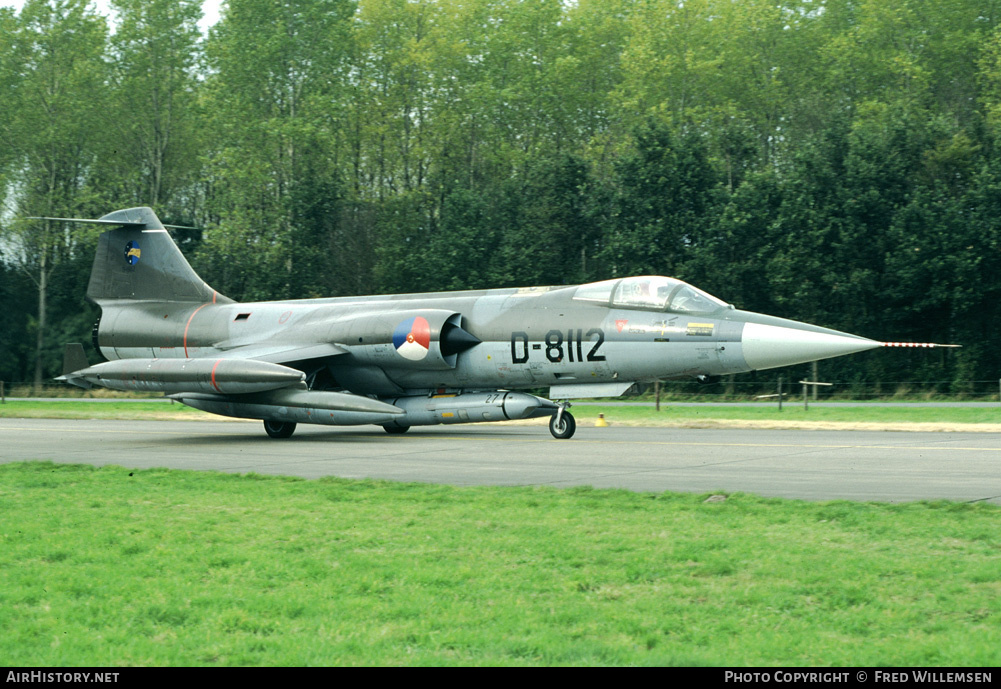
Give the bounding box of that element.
[35,206,230,306]
[83,207,230,306]
[35,207,233,367]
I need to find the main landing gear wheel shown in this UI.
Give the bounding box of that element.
[263,419,297,439]
[383,425,410,435]
[549,411,576,439]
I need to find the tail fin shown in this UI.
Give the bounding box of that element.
[82,207,231,305]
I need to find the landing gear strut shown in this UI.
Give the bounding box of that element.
[263,419,297,438]
[549,403,576,439]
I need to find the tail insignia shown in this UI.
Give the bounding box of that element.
[124,240,141,265]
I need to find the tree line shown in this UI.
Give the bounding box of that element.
[2,0,1000,392]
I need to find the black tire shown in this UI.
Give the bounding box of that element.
[383,425,410,435]
[549,412,576,439]
[263,419,297,439]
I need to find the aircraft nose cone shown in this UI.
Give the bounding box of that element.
[741,322,881,371]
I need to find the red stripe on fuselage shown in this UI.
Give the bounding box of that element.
[211,359,222,392]
[183,303,210,357]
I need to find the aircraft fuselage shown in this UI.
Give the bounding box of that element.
[95,282,879,399]
[51,207,939,440]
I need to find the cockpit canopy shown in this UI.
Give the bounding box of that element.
[572,276,729,315]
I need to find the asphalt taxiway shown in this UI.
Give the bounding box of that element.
[2,418,1000,503]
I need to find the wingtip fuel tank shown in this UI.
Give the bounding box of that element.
[64,358,306,395]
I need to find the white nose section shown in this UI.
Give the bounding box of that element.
[741,322,881,371]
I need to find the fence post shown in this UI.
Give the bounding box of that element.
[799,380,833,411]
[777,377,783,411]
[655,380,661,412]
[1,381,4,405]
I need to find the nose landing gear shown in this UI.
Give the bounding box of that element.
[549,402,576,439]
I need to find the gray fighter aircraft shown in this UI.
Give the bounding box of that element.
[49,207,951,439]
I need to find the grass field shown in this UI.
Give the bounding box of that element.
[1,462,999,666]
[2,398,1000,429]
[0,400,205,421]
[577,404,1001,428]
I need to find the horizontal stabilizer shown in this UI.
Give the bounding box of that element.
[30,215,198,230]
[31,216,145,227]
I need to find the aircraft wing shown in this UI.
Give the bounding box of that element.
[213,342,348,365]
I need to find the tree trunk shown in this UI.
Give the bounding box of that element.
[33,250,47,394]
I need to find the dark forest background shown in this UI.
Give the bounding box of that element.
[2,0,1000,393]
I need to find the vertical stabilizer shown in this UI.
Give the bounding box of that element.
[86,207,230,305]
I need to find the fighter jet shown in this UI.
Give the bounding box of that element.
[48,207,951,439]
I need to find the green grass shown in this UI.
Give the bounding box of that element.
[1,462,999,666]
[0,400,208,420]
[571,404,1001,427]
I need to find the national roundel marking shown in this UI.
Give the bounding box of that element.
[393,316,431,361]
[124,240,141,266]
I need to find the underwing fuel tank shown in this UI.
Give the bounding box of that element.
[383,391,558,428]
[169,389,556,429]
[170,388,406,426]
[67,358,306,394]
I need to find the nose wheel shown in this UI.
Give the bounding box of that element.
[549,404,576,439]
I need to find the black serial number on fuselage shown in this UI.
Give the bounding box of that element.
[510,329,606,364]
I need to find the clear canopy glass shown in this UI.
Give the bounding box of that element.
[573,276,727,315]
